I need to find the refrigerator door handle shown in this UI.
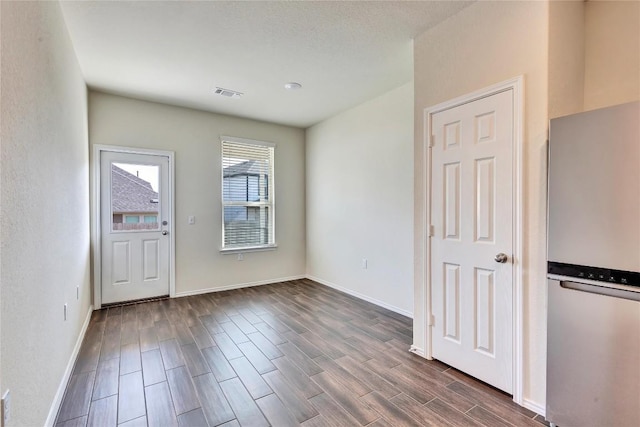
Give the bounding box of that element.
[560,280,640,302]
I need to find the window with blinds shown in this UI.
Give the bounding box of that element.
[221,136,275,250]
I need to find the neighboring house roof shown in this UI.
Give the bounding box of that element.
[112,165,159,213]
[224,160,263,178]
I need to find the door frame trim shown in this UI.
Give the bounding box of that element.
[419,76,524,405]
[91,144,176,309]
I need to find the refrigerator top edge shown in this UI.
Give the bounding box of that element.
[552,100,640,120]
[547,101,640,274]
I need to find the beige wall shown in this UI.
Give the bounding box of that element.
[89,92,306,295]
[413,0,549,411]
[584,0,640,110]
[0,1,91,425]
[548,0,585,119]
[548,0,639,118]
[306,83,414,316]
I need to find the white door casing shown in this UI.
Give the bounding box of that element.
[430,89,515,393]
[98,149,172,305]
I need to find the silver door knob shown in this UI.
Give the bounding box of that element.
[162,230,168,235]
[495,253,508,263]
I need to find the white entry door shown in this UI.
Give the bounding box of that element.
[430,89,514,393]
[100,151,170,304]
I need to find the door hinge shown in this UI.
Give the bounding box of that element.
[428,225,434,237]
[429,135,435,147]
[428,314,435,326]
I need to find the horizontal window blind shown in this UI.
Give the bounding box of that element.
[221,138,275,249]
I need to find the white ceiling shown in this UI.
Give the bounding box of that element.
[60,1,473,128]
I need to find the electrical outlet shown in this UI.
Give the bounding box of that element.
[2,389,10,427]
[362,258,368,269]
[237,253,244,261]
[64,303,68,321]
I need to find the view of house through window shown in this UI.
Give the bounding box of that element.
[222,138,275,249]
[111,163,160,231]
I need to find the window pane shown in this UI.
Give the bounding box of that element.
[223,165,270,202]
[144,215,157,223]
[221,139,275,249]
[112,162,160,231]
[224,206,270,248]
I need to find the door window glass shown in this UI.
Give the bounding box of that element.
[111,163,160,231]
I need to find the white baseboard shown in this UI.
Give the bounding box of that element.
[522,398,545,417]
[45,305,94,427]
[305,275,413,318]
[409,345,427,358]
[174,275,306,298]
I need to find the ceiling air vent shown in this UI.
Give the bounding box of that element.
[213,87,243,99]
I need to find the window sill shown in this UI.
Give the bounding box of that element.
[220,244,278,255]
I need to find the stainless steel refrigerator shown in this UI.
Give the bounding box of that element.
[546,101,640,427]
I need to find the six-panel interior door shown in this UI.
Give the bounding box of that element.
[430,90,514,393]
[100,151,170,305]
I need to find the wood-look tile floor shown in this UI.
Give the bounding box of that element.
[55,279,548,427]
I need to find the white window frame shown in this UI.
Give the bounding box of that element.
[220,136,277,253]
